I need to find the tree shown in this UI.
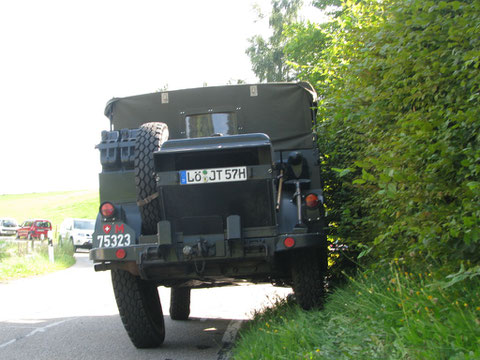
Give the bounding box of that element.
[246,0,303,82]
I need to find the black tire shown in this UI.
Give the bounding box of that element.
[134,122,169,235]
[111,269,165,348]
[169,287,191,320]
[291,248,326,310]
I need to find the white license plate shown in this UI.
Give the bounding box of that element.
[180,166,247,185]
[97,234,132,248]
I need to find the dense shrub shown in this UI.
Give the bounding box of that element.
[292,0,480,270]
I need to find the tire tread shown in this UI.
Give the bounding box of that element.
[291,249,326,310]
[134,122,169,235]
[111,269,165,348]
[169,287,191,320]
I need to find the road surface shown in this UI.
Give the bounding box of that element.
[0,251,291,360]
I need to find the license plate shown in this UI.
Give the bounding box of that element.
[180,166,247,185]
[96,233,132,248]
[94,222,134,248]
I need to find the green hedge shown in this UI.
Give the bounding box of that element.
[298,0,480,270]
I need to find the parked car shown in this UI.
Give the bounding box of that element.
[59,218,95,251]
[16,219,52,240]
[0,218,19,236]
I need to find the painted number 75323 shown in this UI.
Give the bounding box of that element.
[97,234,131,248]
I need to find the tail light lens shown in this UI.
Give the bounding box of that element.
[305,193,320,209]
[284,237,296,248]
[115,249,126,259]
[100,202,116,218]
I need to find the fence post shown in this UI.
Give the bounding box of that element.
[48,238,54,263]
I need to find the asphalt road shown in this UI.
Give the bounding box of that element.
[0,251,292,360]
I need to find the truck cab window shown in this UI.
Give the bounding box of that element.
[185,112,237,138]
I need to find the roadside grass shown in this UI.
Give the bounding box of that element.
[0,190,97,281]
[0,240,76,281]
[233,265,480,359]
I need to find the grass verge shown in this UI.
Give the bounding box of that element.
[0,240,76,282]
[0,189,95,281]
[0,189,99,230]
[233,265,480,359]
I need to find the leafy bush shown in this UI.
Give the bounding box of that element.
[288,0,480,271]
[235,2,480,357]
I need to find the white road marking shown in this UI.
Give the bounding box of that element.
[25,319,73,337]
[0,318,75,349]
[0,339,17,349]
[217,319,245,360]
[221,319,243,344]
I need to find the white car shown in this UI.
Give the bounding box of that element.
[59,218,95,252]
[0,218,19,236]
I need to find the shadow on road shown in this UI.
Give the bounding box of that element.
[0,250,287,359]
[0,314,234,360]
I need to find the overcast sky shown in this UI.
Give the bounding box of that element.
[0,0,323,195]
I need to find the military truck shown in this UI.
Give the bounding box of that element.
[90,82,327,348]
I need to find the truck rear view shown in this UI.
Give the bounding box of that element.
[90,83,327,348]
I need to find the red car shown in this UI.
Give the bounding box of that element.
[16,219,52,240]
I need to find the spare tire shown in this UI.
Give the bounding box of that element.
[134,122,169,235]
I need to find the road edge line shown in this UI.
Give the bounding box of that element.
[217,319,245,360]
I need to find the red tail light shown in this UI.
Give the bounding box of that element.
[100,202,115,218]
[115,249,126,259]
[305,193,320,209]
[284,237,295,248]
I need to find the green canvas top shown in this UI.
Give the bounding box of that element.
[104,82,317,151]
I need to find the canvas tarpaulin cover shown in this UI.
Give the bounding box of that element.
[104,82,317,151]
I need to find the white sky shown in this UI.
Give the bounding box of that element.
[0,0,323,195]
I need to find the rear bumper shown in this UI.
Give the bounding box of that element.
[25,231,51,239]
[89,232,324,282]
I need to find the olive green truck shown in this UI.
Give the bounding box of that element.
[90,82,327,348]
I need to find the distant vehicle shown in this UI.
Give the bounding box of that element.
[0,218,19,236]
[16,219,52,240]
[59,218,95,252]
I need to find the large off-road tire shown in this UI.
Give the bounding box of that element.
[169,287,191,320]
[111,269,165,348]
[291,248,326,310]
[134,122,169,235]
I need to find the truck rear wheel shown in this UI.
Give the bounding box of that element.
[134,122,169,235]
[291,248,326,310]
[111,269,165,348]
[169,287,191,320]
